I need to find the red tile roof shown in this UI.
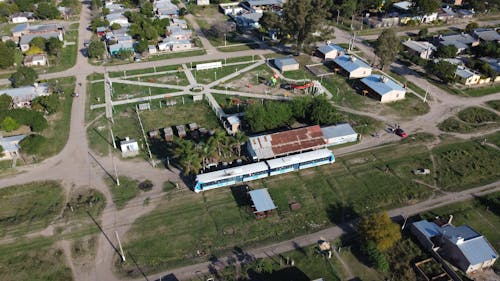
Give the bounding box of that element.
[270,125,326,156]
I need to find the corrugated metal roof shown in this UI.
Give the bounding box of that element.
[458,236,498,265]
[321,124,357,140]
[318,44,344,55]
[195,162,269,183]
[266,149,333,169]
[0,135,27,153]
[0,83,50,102]
[455,67,476,79]
[361,75,406,96]
[275,57,298,67]
[402,40,436,53]
[412,220,442,239]
[249,188,276,212]
[333,55,372,73]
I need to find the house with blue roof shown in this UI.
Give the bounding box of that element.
[248,188,276,218]
[108,42,134,56]
[332,55,372,79]
[360,74,406,103]
[411,219,498,275]
[317,44,344,60]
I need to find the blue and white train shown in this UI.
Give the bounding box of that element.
[194,149,335,192]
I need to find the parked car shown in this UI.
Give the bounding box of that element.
[412,168,431,175]
[395,128,407,138]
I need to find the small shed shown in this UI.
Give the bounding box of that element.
[317,44,345,60]
[120,137,139,157]
[360,75,406,103]
[227,116,240,133]
[163,127,174,141]
[188,123,199,131]
[249,188,277,219]
[321,124,358,146]
[176,125,187,138]
[138,103,150,110]
[148,130,160,139]
[274,57,299,72]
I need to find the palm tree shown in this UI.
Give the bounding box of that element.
[172,138,202,175]
[233,131,248,157]
[197,140,217,171]
[211,129,227,157]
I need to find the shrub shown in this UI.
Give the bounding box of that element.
[138,180,153,191]
[19,134,47,155]
[1,116,20,132]
[0,109,48,132]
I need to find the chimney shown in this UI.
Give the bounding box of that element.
[350,55,356,62]
[456,236,464,244]
[381,76,388,83]
[125,136,130,141]
[447,215,453,225]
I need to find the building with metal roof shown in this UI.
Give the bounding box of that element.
[438,33,480,53]
[249,188,276,217]
[247,125,326,160]
[266,149,333,170]
[19,31,63,52]
[321,124,358,146]
[332,55,372,79]
[402,40,436,59]
[0,83,50,107]
[393,1,412,11]
[360,74,406,103]
[0,134,27,160]
[108,42,134,55]
[119,137,139,157]
[473,28,500,42]
[411,220,498,275]
[195,162,269,185]
[317,44,344,60]
[274,57,299,72]
[455,66,480,85]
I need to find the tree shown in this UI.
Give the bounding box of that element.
[0,42,15,69]
[134,40,148,53]
[357,212,401,252]
[361,241,389,272]
[87,40,105,59]
[14,0,34,12]
[178,7,188,16]
[375,29,400,70]
[259,12,281,32]
[102,7,110,15]
[465,22,479,34]
[414,0,439,14]
[29,37,47,51]
[1,116,19,132]
[435,45,458,58]
[308,95,340,125]
[19,134,47,155]
[153,18,170,34]
[140,1,154,17]
[172,138,202,175]
[143,24,159,40]
[427,60,457,84]
[10,66,38,88]
[110,23,121,30]
[233,131,248,157]
[32,95,60,114]
[281,0,329,49]
[90,18,109,32]
[0,93,12,110]
[91,0,102,10]
[46,37,63,56]
[417,27,428,39]
[115,49,134,60]
[35,2,60,19]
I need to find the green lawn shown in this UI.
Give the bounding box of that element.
[109,65,181,78]
[457,106,499,123]
[217,43,260,52]
[118,141,438,277]
[384,92,430,118]
[45,30,78,73]
[88,80,105,106]
[195,63,253,84]
[0,238,73,281]
[105,176,140,210]
[486,100,500,111]
[36,77,75,160]
[125,71,190,86]
[111,82,181,100]
[462,84,500,97]
[438,106,499,134]
[0,181,64,237]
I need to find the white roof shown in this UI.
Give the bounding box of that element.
[266,149,332,169]
[321,124,357,139]
[402,40,436,53]
[195,162,269,183]
[393,1,412,11]
[455,66,477,79]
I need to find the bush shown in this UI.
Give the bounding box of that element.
[138,180,153,191]
[361,241,389,272]
[19,134,47,155]
[458,107,499,124]
[10,66,39,88]
[0,109,48,132]
[1,116,20,132]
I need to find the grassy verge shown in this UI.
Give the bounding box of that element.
[462,83,500,97]
[486,100,500,111]
[438,106,499,134]
[36,77,75,160]
[0,237,72,281]
[195,63,253,84]
[125,71,190,86]
[109,65,181,78]
[104,176,140,210]
[45,30,78,73]
[0,181,64,237]
[217,43,261,52]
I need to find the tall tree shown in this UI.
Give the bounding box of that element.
[435,45,458,58]
[140,1,154,17]
[87,40,105,59]
[414,0,439,14]
[281,0,329,49]
[29,37,47,51]
[465,22,479,34]
[357,212,401,252]
[1,116,20,132]
[233,131,248,157]
[0,93,12,110]
[10,66,38,88]
[426,60,457,84]
[259,12,281,32]
[374,29,399,70]
[46,37,63,56]
[35,2,60,19]
[0,42,15,69]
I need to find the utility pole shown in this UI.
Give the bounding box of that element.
[423,87,429,103]
[135,105,153,161]
[115,231,126,262]
[336,10,340,25]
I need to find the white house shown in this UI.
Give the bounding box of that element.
[360,75,406,103]
[120,137,139,157]
[166,26,193,40]
[0,135,27,160]
[455,66,480,85]
[274,57,299,72]
[332,55,372,79]
[197,0,209,5]
[11,12,34,23]
[23,54,48,67]
[171,19,188,29]
[321,124,358,146]
[402,40,436,59]
[317,44,345,60]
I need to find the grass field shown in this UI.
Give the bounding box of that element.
[439,106,499,133]
[0,237,73,281]
[0,181,64,237]
[34,77,76,160]
[486,100,500,111]
[46,30,78,73]
[125,71,190,86]
[111,82,180,100]
[195,63,253,84]
[109,65,181,78]
[105,176,140,210]
[457,106,499,123]
[462,84,500,97]
[118,141,438,276]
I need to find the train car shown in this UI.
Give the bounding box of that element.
[194,162,269,193]
[266,149,335,176]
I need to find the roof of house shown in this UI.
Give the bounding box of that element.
[109,42,134,52]
[473,28,500,42]
[172,18,187,25]
[402,40,436,53]
[412,220,443,239]
[455,66,477,79]
[0,135,27,152]
[120,138,138,147]
[480,57,500,73]
[19,32,61,45]
[361,74,406,96]
[249,188,277,213]
[317,44,345,55]
[12,12,34,18]
[11,23,29,33]
[243,0,282,7]
[0,83,50,102]
[248,125,326,159]
[266,148,332,169]
[23,54,47,63]
[333,55,372,73]
[439,33,477,50]
[227,115,240,125]
[393,1,412,11]
[195,162,269,183]
[457,9,474,16]
[96,26,107,32]
[442,225,498,265]
[27,23,61,33]
[275,57,299,67]
[321,124,357,140]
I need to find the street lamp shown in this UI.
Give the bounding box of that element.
[224,33,227,46]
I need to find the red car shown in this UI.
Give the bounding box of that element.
[395,128,408,138]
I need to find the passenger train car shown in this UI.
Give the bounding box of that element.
[194,149,335,192]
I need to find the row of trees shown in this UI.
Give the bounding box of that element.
[0,41,24,69]
[26,36,64,56]
[0,108,48,132]
[245,95,342,133]
[10,66,39,88]
[172,130,248,175]
[0,0,65,20]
